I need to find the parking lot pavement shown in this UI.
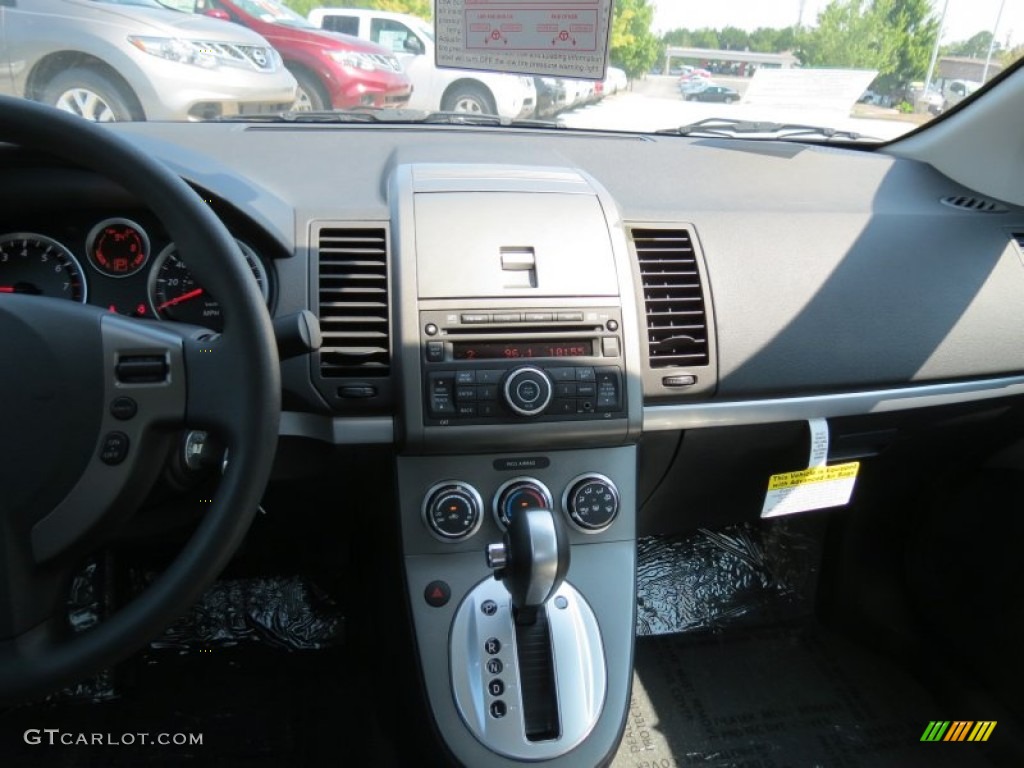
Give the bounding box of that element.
[561,75,914,141]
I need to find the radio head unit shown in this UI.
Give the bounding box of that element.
[420,307,625,427]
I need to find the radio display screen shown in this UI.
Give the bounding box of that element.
[452,340,592,360]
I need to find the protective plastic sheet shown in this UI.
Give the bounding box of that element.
[636,517,824,636]
[143,574,345,652]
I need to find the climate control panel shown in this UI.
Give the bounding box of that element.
[420,474,619,542]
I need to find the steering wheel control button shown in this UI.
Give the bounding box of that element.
[109,396,138,420]
[422,481,483,541]
[484,637,501,655]
[424,580,451,608]
[565,473,620,532]
[481,600,498,616]
[494,478,553,529]
[503,367,553,416]
[488,679,505,696]
[99,431,130,465]
[490,700,507,719]
[115,354,168,384]
[486,658,503,675]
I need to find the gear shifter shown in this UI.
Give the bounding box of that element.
[487,507,570,624]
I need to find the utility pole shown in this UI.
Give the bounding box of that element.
[923,0,950,96]
[982,0,1007,82]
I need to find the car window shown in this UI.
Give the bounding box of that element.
[369,19,415,53]
[321,15,358,36]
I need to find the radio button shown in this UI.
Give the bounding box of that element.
[596,368,622,411]
[577,382,597,397]
[492,313,521,323]
[455,386,476,402]
[548,367,576,382]
[477,384,499,401]
[601,337,621,357]
[575,367,596,382]
[552,399,576,415]
[455,370,477,385]
[555,382,577,398]
[477,370,503,385]
[457,404,477,417]
[426,341,444,362]
[557,312,584,322]
[461,313,490,324]
[524,312,553,322]
[479,402,500,417]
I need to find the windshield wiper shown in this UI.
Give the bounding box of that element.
[656,118,878,142]
[208,109,562,128]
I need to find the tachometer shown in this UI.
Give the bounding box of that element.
[0,233,87,302]
[86,218,150,278]
[148,240,269,332]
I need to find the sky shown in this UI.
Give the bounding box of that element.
[652,0,1023,48]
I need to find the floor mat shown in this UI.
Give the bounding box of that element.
[611,623,1013,768]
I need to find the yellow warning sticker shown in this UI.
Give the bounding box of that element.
[761,461,859,518]
[767,462,860,491]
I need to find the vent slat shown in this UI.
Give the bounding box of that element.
[318,227,390,378]
[632,227,709,369]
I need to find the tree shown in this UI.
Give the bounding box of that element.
[284,0,431,20]
[796,0,937,93]
[609,0,660,79]
[944,31,998,59]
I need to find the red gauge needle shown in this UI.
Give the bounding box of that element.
[156,288,204,311]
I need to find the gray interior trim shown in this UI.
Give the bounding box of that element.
[278,411,394,443]
[644,374,1024,431]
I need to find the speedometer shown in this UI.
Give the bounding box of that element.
[0,233,87,302]
[148,240,269,332]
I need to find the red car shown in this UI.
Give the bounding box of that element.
[199,0,411,110]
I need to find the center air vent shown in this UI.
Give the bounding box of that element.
[631,227,709,368]
[317,227,389,377]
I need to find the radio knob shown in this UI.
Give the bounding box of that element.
[502,367,553,417]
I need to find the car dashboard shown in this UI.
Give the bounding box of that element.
[4,120,1024,766]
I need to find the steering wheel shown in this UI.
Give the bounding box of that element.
[0,96,281,701]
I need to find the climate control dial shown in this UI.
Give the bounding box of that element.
[422,481,484,541]
[502,367,553,416]
[563,474,620,532]
[493,477,553,529]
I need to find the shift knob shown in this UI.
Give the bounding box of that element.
[487,507,570,613]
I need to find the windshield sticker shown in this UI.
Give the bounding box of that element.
[434,0,613,79]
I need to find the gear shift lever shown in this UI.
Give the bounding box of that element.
[487,507,570,624]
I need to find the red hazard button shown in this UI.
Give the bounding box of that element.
[424,580,451,607]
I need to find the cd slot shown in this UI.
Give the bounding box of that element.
[444,324,601,337]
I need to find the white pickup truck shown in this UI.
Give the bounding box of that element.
[306,8,536,119]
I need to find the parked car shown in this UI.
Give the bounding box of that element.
[306,8,535,118]
[603,66,628,95]
[0,0,296,121]
[194,0,411,110]
[685,84,740,103]
[533,77,567,118]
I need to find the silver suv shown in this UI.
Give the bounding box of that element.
[0,0,297,121]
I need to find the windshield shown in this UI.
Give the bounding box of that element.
[2,0,1021,136]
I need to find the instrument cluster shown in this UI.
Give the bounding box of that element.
[0,210,272,332]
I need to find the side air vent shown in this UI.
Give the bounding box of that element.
[317,227,389,377]
[940,195,1008,213]
[631,227,710,368]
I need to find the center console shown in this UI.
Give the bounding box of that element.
[391,163,641,766]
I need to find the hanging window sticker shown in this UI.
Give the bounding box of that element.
[434,0,613,80]
[761,418,860,518]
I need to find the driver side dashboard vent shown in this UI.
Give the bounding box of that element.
[317,226,390,378]
[631,227,710,368]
